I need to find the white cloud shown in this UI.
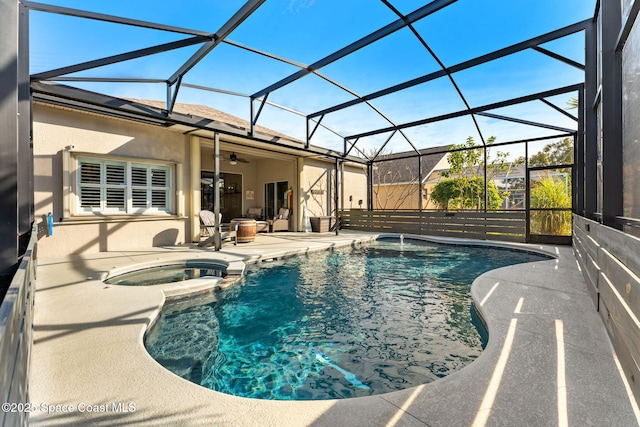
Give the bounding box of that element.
[286,0,317,13]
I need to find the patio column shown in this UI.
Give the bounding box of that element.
[297,157,306,232]
[334,158,339,235]
[213,132,222,250]
[190,136,201,242]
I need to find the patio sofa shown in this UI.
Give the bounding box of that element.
[246,207,269,233]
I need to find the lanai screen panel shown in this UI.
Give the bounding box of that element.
[27,0,595,158]
[622,6,640,223]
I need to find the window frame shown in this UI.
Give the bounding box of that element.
[73,154,174,217]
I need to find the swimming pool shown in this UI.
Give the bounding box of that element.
[145,238,549,400]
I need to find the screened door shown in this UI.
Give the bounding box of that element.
[526,165,573,244]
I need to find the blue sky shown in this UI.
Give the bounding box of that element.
[29,0,596,154]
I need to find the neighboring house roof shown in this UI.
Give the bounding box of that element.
[373,146,450,185]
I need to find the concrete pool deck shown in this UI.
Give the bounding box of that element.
[30,231,640,426]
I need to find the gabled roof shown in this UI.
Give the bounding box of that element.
[31,81,367,164]
[374,146,449,185]
[127,98,301,143]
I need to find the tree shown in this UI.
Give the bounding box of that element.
[506,138,574,210]
[432,136,519,210]
[527,138,574,167]
[371,149,422,211]
[431,177,502,210]
[530,174,572,235]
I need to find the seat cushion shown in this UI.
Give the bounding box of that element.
[278,208,290,219]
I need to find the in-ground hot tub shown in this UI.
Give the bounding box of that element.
[103,257,246,300]
[104,261,228,286]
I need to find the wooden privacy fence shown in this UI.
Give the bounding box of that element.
[573,215,640,402]
[340,209,526,243]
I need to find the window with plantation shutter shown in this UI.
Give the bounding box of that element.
[79,161,101,209]
[76,157,172,215]
[130,164,170,212]
[151,168,168,208]
[78,160,126,213]
[105,163,126,210]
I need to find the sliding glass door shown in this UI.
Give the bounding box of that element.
[264,181,288,219]
[201,171,243,222]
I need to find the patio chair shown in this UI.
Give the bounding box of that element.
[269,208,290,232]
[198,210,237,247]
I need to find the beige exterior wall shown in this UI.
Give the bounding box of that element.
[33,104,369,256]
[341,162,369,211]
[373,156,450,210]
[301,158,336,218]
[33,103,191,259]
[301,158,367,218]
[374,183,442,210]
[374,183,420,210]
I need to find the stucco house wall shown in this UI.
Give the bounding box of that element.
[301,158,367,218]
[341,162,369,211]
[373,153,450,211]
[33,101,369,255]
[374,183,422,210]
[33,103,191,259]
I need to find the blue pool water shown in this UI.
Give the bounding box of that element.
[145,239,549,400]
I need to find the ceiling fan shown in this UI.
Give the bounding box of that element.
[219,152,250,165]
